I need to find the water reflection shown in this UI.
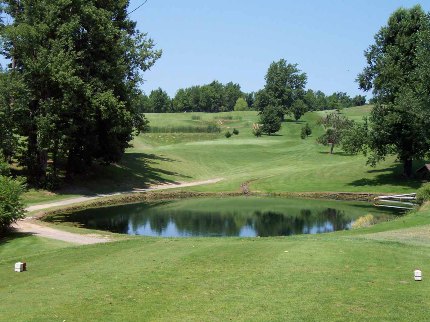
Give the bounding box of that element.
[54,198,398,237]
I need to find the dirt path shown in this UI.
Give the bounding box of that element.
[15,178,223,245]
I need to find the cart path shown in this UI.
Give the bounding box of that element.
[14,178,223,245]
[26,178,224,212]
[12,221,112,245]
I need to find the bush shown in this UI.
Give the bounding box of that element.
[417,183,430,204]
[300,123,312,139]
[225,131,232,138]
[232,128,239,135]
[252,123,262,137]
[351,214,375,229]
[304,123,312,136]
[0,175,25,234]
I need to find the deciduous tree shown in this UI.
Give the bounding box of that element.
[352,5,430,176]
[255,59,307,119]
[0,0,161,184]
[260,107,282,135]
[317,112,353,154]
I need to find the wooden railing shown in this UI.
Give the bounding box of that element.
[374,193,417,210]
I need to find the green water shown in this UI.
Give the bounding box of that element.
[52,197,401,237]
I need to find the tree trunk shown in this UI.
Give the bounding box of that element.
[403,159,413,178]
[26,131,47,185]
[330,143,335,154]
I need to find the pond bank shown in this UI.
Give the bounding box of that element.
[32,190,387,221]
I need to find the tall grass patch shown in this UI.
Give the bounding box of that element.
[149,124,221,133]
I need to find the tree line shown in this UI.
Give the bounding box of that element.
[136,81,366,114]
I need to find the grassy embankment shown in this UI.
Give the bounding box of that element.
[1,203,430,321]
[24,106,422,205]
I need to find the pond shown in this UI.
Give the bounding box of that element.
[50,197,401,237]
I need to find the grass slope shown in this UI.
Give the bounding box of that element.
[23,107,424,204]
[1,205,430,321]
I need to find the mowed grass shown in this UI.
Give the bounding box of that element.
[2,204,430,321]
[22,106,423,204]
[5,106,430,321]
[130,107,421,194]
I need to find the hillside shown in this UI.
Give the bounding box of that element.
[24,106,421,205]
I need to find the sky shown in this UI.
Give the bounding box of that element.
[128,0,430,99]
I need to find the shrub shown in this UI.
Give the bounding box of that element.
[252,123,262,137]
[351,214,375,229]
[232,128,239,135]
[0,175,25,234]
[304,123,312,136]
[417,183,430,204]
[300,123,312,139]
[225,131,232,138]
[300,127,307,139]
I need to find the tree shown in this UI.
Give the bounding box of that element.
[0,70,22,163]
[260,107,282,135]
[245,92,255,109]
[134,92,150,113]
[303,89,317,111]
[256,59,307,119]
[353,5,430,177]
[0,0,161,184]
[148,88,171,113]
[223,82,242,111]
[291,99,307,121]
[317,112,353,154]
[234,97,249,111]
[172,88,189,112]
[352,95,366,106]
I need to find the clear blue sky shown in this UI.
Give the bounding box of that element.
[129,0,430,99]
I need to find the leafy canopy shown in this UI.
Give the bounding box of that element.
[349,5,430,176]
[0,0,161,185]
[260,107,282,136]
[255,59,307,119]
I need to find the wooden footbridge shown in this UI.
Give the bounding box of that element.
[374,193,417,210]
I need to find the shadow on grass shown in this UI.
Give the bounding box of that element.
[0,231,33,246]
[263,134,283,137]
[285,119,305,124]
[348,164,422,190]
[56,152,192,196]
[317,151,356,157]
